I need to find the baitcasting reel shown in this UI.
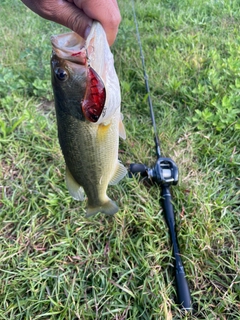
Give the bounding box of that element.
[129,157,178,187]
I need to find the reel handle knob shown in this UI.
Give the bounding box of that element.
[129,163,148,178]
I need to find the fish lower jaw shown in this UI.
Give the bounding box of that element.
[85,198,119,218]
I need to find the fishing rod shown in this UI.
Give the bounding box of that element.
[129,0,192,311]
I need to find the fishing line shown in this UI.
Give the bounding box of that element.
[131,0,161,159]
[130,0,192,311]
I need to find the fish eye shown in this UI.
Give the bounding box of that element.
[55,67,68,81]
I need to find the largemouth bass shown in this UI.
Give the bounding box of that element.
[51,22,127,217]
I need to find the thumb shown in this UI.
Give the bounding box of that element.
[21,0,92,40]
[53,2,93,39]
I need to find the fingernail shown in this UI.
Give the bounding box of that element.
[84,24,92,40]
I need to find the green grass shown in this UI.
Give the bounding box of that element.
[0,0,239,319]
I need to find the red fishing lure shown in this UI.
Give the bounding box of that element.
[82,65,106,122]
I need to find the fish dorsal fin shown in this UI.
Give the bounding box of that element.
[65,166,85,201]
[109,161,127,185]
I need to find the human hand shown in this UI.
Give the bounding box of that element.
[21,0,121,46]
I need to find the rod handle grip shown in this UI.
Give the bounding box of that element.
[176,267,192,311]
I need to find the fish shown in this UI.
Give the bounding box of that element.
[50,21,127,217]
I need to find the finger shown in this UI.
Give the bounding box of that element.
[73,0,121,45]
[21,0,92,40]
[56,1,93,39]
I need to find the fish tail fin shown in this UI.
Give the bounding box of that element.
[85,199,119,218]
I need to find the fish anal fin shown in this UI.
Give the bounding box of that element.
[109,161,127,185]
[86,199,119,218]
[65,166,85,201]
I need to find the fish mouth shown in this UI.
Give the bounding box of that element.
[51,32,87,65]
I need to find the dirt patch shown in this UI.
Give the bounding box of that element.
[0,159,22,206]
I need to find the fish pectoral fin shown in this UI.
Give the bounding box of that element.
[85,199,119,218]
[119,113,126,140]
[65,166,85,201]
[109,161,127,185]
